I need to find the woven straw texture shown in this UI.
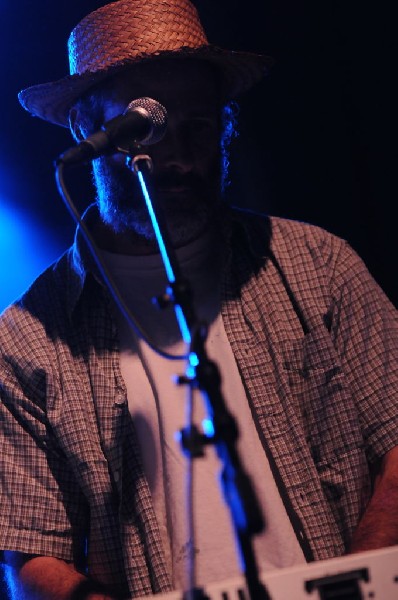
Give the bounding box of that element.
[69,0,208,75]
[18,0,273,127]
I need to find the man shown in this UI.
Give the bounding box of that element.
[1,1,398,599]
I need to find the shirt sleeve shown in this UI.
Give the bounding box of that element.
[0,305,88,567]
[329,238,398,462]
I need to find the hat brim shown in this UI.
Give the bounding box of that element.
[18,45,274,128]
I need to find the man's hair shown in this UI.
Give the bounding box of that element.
[220,100,239,192]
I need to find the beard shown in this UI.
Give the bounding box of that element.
[92,154,222,248]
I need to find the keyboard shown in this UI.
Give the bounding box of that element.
[134,544,398,599]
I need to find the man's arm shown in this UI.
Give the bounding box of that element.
[3,552,124,600]
[349,445,398,553]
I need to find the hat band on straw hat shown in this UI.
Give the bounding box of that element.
[18,0,274,128]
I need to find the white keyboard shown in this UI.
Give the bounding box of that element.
[134,544,398,599]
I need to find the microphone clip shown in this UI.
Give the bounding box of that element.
[126,152,153,174]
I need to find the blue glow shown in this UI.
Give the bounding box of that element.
[2,564,17,599]
[185,352,199,378]
[137,169,192,345]
[0,198,64,313]
[137,170,175,282]
[202,418,215,438]
[185,363,196,379]
[174,304,191,344]
[189,352,199,367]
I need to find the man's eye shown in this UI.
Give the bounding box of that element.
[188,119,216,133]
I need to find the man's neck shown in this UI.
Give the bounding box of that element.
[91,218,214,256]
[92,221,158,255]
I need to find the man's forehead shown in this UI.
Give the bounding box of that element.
[103,58,221,106]
[124,58,218,83]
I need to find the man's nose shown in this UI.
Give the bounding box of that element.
[153,123,192,173]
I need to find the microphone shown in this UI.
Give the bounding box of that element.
[57,97,167,165]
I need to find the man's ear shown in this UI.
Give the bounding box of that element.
[69,107,85,143]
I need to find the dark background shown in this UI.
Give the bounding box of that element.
[0,0,397,310]
[0,0,396,594]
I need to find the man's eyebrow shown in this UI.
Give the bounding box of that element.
[188,112,217,118]
[182,104,220,117]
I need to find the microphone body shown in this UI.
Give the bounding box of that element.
[58,97,167,166]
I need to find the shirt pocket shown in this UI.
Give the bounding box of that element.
[280,325,370,539]
[280,324,366,463]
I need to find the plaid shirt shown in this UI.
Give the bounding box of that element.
[1,206,397,598]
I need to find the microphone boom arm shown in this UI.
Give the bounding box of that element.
[130,154,270,600]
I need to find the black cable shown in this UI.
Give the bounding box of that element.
[55,160,189,361]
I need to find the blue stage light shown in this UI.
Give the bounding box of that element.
[0,199,64,312]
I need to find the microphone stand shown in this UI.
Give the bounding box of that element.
[129,154,271,600]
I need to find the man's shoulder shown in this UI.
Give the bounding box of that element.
[0,247,76,331]
[229,206,343,255]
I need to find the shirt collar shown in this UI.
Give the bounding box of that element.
[66,203,105,318]
[66,202,271,317]
[224,205,272,259]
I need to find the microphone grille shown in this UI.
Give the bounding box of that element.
[125,97,168,145]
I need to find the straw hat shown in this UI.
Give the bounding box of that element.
[18,0,274,128]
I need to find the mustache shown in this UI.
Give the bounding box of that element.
[95,157,216,200]
[152,170,205,190]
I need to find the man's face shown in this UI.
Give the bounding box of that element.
[79,59,223,249]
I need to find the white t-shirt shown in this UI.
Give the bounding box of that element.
[101,232,305,591]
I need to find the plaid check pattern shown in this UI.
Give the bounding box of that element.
[1,205,397,597]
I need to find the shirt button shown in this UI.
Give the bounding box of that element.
[115,389,126,405]
[269,416,277,428]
